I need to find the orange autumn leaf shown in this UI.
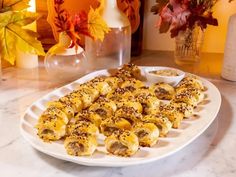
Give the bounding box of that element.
[88,7,110,41]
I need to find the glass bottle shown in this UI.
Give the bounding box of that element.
[44,32,89,81]
[85,0,131,71]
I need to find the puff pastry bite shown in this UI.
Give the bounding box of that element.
[106,87,134,102]
[59,93,83,113]
[116,100,143,113]
[150,83,175,100]
[67,120,99,136]
[115,63,141,79]
[88,77,112,95]
[159,104,184,129]
[132,122,159,147]
[64,134,97,156]
[71,90,94,109]
[36,107,69,142]
[89,101,116,119]
[174,87,204,107]
[135,94,160,115]
[47,101,74,119]
[170,102,194,118]
[105,130,139,157]
[80,85,100,100]
[100,118,132,137]
[142,114,172,137]
[120,78,144,91]
[176,76,205,91]
[115,106,142,124]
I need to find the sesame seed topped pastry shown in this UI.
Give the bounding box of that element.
[106,87,134,102]
[87,77,113,95]
[67,120,99,137]
[159,104,184,129]
[100,118,132,137]
[115,63,141,80]
[173,87,204,107]
[170,101,194,118]
[59,93,83,113]
[64,133,97,156]
[116,101,143,113]
[120,78,144,92]
[135,94,160,115]
[142,114,172,137]
[36,107,69,142]
[47,101,74,119]
[89,101,116,119]
[132,122,159,147]
[105,130,139,157]
[176,75,205,91]
[115,106,143,124]
[150,83,175,100]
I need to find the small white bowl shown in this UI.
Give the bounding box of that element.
[144,67,185,86]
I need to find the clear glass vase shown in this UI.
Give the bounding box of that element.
[174,26,204,65]
[44,32,89,81]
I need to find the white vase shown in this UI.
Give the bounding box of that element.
[222,13,236,81]
[85,0,131,71]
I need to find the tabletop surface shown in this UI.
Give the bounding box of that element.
[0,51,236,177]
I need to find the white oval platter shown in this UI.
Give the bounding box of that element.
[20,66,221,167]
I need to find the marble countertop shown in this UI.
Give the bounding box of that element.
[0,51,236,177]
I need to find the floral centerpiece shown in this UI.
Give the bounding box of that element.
[0,0,45,65]
[44,0,110,80]
[151,0,221,64]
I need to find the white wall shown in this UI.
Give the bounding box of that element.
[143,0,236,53]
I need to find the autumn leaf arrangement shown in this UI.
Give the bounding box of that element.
[0,0,45,65]
[150,0,235,38]
[52,0,110,52]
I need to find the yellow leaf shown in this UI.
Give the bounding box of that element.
[88,7,110,41]
[0,11,45,65]
[0,28,16,65]
[3,0,30,11]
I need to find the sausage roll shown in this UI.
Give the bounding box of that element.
[115,106,143,124]
[150,83,175,100]
[106,87,134,102]
[36,107,69,142]
[59,93,83,113]
[120,78,144,92]
[132,122,159,147]
[173,87,204,107]
[176,75,205,92]
[105,130,139,157]
[142,114,172,137]
[135,94,160,115]
[47,101,74,119]
[170,101,194,118]
[88,77,112,95]
[159,104,184,129]
[100,118,132,137]
[67,120,99,136]
[64,134,97,156]
[116,101,143,113]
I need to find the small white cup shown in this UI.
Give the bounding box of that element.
[144,67,185,86]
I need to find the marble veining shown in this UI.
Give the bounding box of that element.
[0,65,236,177]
